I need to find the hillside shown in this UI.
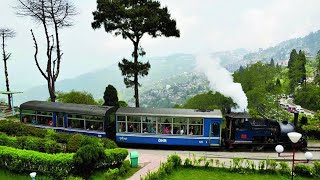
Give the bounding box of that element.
[238,30,320,68]
[133,72,210,107]
[16,30,320,106]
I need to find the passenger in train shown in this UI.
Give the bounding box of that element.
[128,124,134,132]
[48,120,53,126]
[189,126,194,135]
[164,126,170,134]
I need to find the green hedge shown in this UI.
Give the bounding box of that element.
[0,121,46,138]
[0,133,62,154]
[0,146,74,178]
[0,121,118,153]
[103,148,128,165]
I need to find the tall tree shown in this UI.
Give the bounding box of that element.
[16,0,76,102]
[0,28,15,109]
[288,49,298,69]
[92,0,180,107]
[314,50,320,85]
[270,58,275,67]
[103,85,119,107]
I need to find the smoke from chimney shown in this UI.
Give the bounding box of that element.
[195,54,248,111]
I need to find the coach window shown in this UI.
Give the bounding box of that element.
[142,116,156,134]
[117,116,126,132]
[67,114,85,129]
[37,111,52,126]
[189,118,203,136]
[158,117,172,134]
[173,117,187,135]
[127,116,141,133]
[21,110,36,124]
[85,116,104,131]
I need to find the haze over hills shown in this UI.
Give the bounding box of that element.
[15,30,320,106]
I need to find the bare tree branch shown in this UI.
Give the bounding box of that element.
[31,29,48,80]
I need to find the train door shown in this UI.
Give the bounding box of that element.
[208,120,221,146]
[55,112,65,127]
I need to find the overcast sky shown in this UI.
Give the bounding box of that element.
[1,0,320,90]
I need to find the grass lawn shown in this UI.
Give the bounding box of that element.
[0,169,53,180]
[163,168,314,180]
[90,167,141,180]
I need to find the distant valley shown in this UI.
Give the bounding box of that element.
[16,30,320,107]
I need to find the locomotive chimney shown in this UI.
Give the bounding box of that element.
[293,112,299,127]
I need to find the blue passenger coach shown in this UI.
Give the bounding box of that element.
[115,107,223,147]
[20,101,115,138]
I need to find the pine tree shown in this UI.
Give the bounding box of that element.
[270,58,275,67]
[103,85,119,107]
[288,49,298,68]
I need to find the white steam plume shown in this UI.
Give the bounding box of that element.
[195,54,248,111]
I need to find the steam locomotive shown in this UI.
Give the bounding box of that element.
[223,112,307,149]
[19,101,307,150]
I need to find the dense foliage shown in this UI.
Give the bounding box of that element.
[181,91,236,113]
[54,90,98,105]
[233,62,290,120]
[294,85,320,111]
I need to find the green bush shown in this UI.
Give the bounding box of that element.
[0,121,46,138]
[0,133,17,148]
[66,134,105,153]
[103,148,128,165]
[265,159,277,173]
[294,164,313,177]
[66,134,85,152]
[44,139,63,154]
[142,161,174,180]
[0,146,73,178]
[314,161,320,177]
[167,154,182,168]
[104,168,120,180]
[102,138,118,149]
[73,145,106,179]
[278,161,290,175]
[184,158,193,167]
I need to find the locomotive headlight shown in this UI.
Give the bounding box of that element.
[287,132,302,143]
[275,145,284,153]
[305,152,313,161]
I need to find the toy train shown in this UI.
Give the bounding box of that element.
[19,101,307,149]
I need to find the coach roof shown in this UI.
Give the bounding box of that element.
[116,107,222,118]
[20,101,113,116]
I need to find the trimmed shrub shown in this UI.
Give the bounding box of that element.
[167,154,182,168]
[73,145,107,179]
[0,121,46,137]
[66,134,105,153]
[102,138,118,149]
[314,161,320,177]
[294,164,313,177]
[103,148,128,165]
[44,139,63,154]
[0,146,73,178]
[66,134,85,152]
